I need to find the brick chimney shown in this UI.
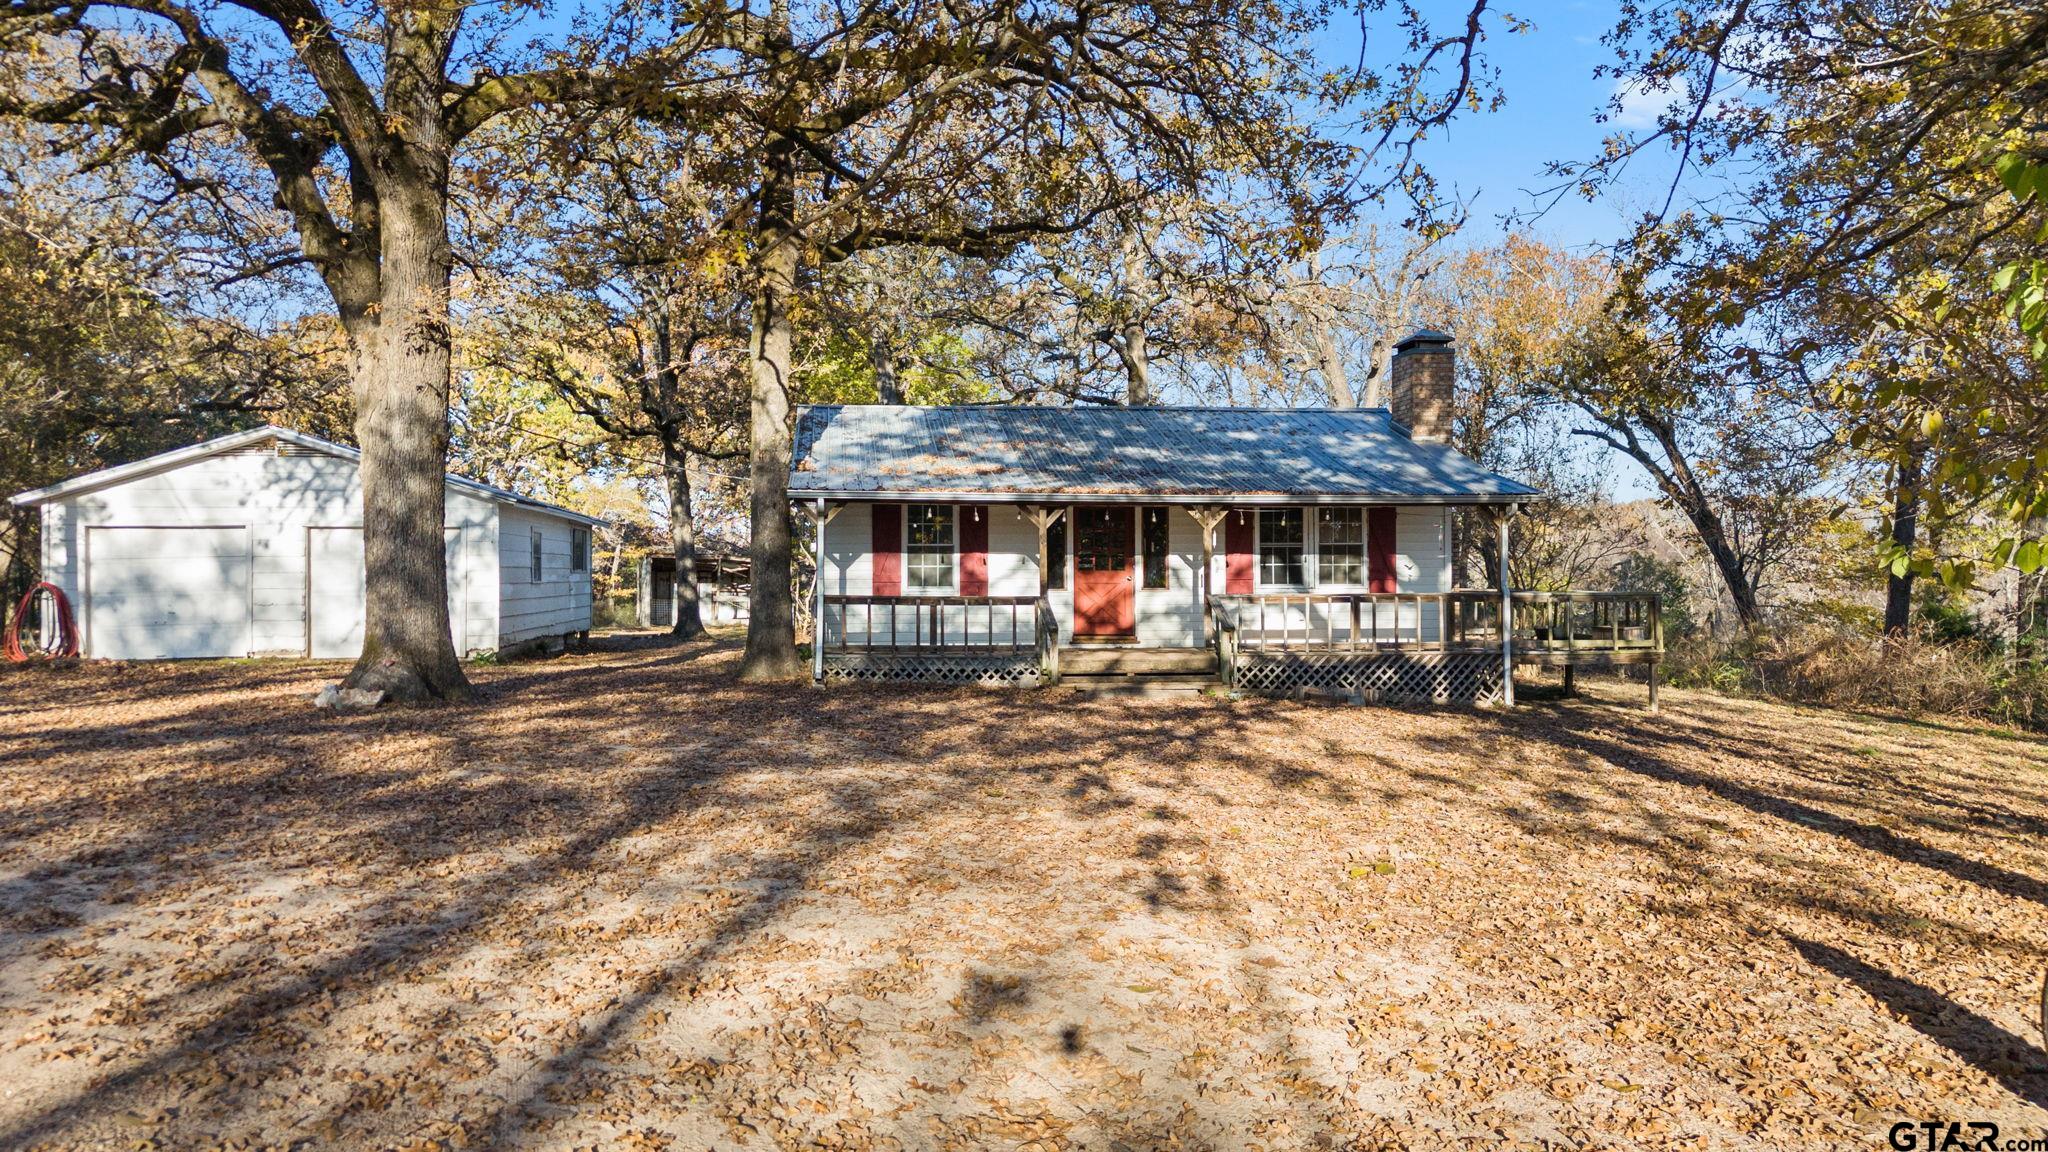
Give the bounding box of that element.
[1389,328,1454,442]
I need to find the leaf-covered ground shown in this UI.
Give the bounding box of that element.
[1,631,2043,1151]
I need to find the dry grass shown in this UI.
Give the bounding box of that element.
[0,630,2044,1151]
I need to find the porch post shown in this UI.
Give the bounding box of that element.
[1188,507,1229,645]
[1498,508,1514,707]
[811,499,836,684]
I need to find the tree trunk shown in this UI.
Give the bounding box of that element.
[1305,250,1352,408]
[666,441,705,639]
[341,178,471,702]
[1642,417,1762,630]
[1588,408,1762,630]
[739,148,805,680]
[1359,337,1390,408]
[0,514,18,636]
[1120,320,1152,405]
[1315,324,1351,408]
[873,333,903,403]
[1118,230,1153,405]
[1884,441,1924,637]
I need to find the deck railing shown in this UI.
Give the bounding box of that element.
[1209,590,1662,658]
[821,594,1053,653]
[1211,591,1501,653]
[1510,591,1662,656]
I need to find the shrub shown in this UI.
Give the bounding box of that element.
[591,593,637,630]
[1610,553,1697,641]
[1665,624,2046,731]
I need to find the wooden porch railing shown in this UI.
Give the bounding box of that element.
[1510,590,1662,656]
[821,594,1047,651]
[1209,591,1663,658]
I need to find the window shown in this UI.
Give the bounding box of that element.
[905,503,955,590]
[1141,507,1170,588]
[1045,514,1067,590]
[1258,508,1305,587]
[571,528,590,573]
[1316,508,1365,586]
[1075,508,1131,575]
[529,528,544,582]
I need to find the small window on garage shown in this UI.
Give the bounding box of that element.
[571,528,590,573]
[530,528,544,582]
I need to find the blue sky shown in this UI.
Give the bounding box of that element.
[1317,2,1678,501]
[1322,1,1670,252]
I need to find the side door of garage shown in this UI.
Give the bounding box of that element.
[85,526,253,659]
[308,527,467,658]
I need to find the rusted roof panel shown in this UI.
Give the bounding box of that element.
[789,405,1540,503]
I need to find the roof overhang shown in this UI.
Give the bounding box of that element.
[789,488,1531,507]
[10,424,605,526]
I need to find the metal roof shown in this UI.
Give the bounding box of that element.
[9,425,605,526]
[789,405,1540,505]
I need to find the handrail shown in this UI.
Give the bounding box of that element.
[1209,600,1239,689]
[821,593,1041,652]
[1209,590,1662,657]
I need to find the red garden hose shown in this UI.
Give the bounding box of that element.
[4,582,79,661]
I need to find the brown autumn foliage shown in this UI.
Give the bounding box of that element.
[0,633,2042,1150]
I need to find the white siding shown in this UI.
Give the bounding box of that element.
[1229,506,1454,645]
[496,507,593,645]
[1135,508,1205,647]
[821,502,874,596]
[810,501,1461,651]
[986,506,1041,596]
[85,526,253,658]
[37,442,509,659]
[1394,506,1452,593]
[821,504,1041,647]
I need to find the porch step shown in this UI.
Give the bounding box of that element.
[1060,673,1219,698]
[1058,647,1218,676]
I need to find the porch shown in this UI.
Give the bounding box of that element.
[813,589,1665,707]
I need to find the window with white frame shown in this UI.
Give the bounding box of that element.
[905,504,955,591]
[530,528,544,582]
[1316,507,1366,586]
[1257,508,1305,586]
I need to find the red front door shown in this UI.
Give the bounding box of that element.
[1073,507,1136,638]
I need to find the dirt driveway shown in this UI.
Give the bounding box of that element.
[1,632,2043,1150]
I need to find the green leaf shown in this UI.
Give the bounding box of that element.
[1995,152,2033,199]
[2017,540,2044,574]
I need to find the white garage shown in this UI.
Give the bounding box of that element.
[10,426,599,660]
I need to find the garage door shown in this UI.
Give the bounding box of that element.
[86,527,253,659]
[308,527,466,658]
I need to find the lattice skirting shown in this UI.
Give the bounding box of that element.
[821,652,1043,688]
[1233,652,1505,705]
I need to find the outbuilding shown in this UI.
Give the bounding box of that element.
[9,425,598,660]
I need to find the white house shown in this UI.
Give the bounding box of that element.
[784,331,1661,705]
[9,426,599,660]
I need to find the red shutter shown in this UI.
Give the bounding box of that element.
[1224,509,1256,594]
[871,504,902,596]
[1368,507,1398,593]
[959,505,989,596]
